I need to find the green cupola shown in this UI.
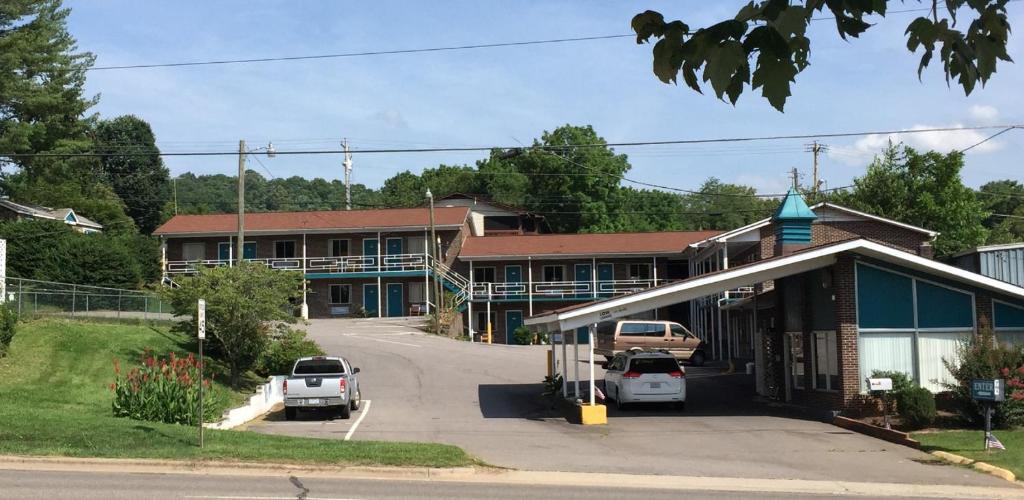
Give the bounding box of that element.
[773,187,817,247]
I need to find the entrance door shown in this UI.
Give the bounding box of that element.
[242,242,257,260]
[506,310,524,343]
[218,242,231,261]
[505,265,522,298]
[597,263,614,297]
[576,326,589,344]
[574,264,592,298]
[363,238,379,270]
[363,284,379,315]
[386,238,403,269]
[387,283,404,317]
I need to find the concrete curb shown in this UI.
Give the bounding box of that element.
[1,455,1022,498]
[929,451,1018,484]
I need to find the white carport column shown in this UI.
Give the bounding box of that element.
[467,259,474,342]
[376,231,382,318]
[588,323,596,406]
[561,330,568,398]
[573,328,580,399]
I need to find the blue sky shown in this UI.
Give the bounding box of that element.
[66,1,1022,194]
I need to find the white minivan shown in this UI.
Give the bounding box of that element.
[604,350,686,410]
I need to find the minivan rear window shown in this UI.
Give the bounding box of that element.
[628,357,680,373]
[619,322,666,337]
[294,359,345,374]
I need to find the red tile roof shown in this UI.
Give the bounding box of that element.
[153,207,469,235]
[459,231,722,259]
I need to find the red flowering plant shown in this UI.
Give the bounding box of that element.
[944,325,1024,428]
[111,350,222,425]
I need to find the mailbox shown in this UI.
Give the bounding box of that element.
[868,378,893,391]
[971,379,1006,402]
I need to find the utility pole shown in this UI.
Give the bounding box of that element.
[789,167,800,190]
[343,139,353,210]
[236,140,246,265]
[173,177,178,215]
[804,141,829,196]
[426,189,440,331]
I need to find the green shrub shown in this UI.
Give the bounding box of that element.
[512,326,533,345]
[944,327,1024,428]
[0,304,17,357]
[111,350,221,425]
[869,369,913,416]
[255,327,324,377]
[897,386,937,429]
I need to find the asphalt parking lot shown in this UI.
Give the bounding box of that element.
[246,317,1007,487]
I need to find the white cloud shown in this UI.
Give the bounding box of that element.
[827,122,1004,166]
[968,104,1000,124]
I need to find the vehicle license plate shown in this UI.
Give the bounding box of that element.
[649,382,661,389]
[307,398,321,405]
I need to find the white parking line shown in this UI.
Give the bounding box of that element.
[344,399,372,441]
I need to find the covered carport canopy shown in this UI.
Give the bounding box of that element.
[525,238,1024,333]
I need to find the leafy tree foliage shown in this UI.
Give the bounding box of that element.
[163,262,303,387]
[0,219,149,288]
[682,178,777,230]
[829,144,988,256]
[94,115,170,234]
[632,1,1013,111]
[977,180,1024,243]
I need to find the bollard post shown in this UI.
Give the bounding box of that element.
[71,284,77,316]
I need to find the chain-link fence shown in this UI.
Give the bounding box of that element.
[2,277,174,321]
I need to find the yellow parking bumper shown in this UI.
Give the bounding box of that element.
[579,403,607,425]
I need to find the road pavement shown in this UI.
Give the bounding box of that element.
[246,317,1008,487]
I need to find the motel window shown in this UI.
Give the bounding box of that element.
[476,311,497,331]
[329,284,351,305]
[473,267,496,283]
[408,282,425,304]
[812,331,839,392]
[542,265,564,282]
[275,240,296,259]
[182,242,205,261]
[329,239,350,257]
[628,263,652,280]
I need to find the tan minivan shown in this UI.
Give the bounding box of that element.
[595,320,706,366]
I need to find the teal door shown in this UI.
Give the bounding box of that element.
[363,239,379,269]
[386,238,403,269]
[218,243,231,261]
[386,283,404,317]
[243,242,257,260]
[505,265,522,299]
[363,284,379,315]
[597,263,614,297]
[506,310,524,343]
[576,326,589,344]
[575,264,592,298]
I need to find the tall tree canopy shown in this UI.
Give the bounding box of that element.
[632,1,1013,111]
[977,179,1024,243]
[94,115,171,234]
[830,144,988,256]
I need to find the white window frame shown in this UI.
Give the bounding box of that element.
[328,238,350,258]
[628,263,652,280]
[329,284,351,305]
[811,330,839,392]
[274,240,297,259]
[542,265,565,282]
[408,282,425,304]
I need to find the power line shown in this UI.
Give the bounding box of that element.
[88,34,634,71]
[959,126,1018,153]
[3,125,1019,159]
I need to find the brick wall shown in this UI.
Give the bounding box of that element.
[833,255,860,409]
[758,221,930,260]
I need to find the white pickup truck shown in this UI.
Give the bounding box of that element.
[283,356,362,420]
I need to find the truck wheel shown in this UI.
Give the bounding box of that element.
[339,403,352,420]
[689,351,706,367]
[350,389,361,411]
[285,407,297,421]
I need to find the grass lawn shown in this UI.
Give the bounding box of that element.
[0,319,473,467]
[915,430,1024,478]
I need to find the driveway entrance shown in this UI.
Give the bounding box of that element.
[248,318,1006,487]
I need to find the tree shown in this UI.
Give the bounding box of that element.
[94,116,170,234]
[683,178,777,230]
[830,144,988,256]
[632,1,1012,111]
[0,0,97,173]
[977,180,1024,243]
[163,262,303,387]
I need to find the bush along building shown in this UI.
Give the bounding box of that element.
[525,188,1024,413]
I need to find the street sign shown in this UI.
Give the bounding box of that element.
[868,378,893,391]
[971,379,1005,402]
[197,299,206,339]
